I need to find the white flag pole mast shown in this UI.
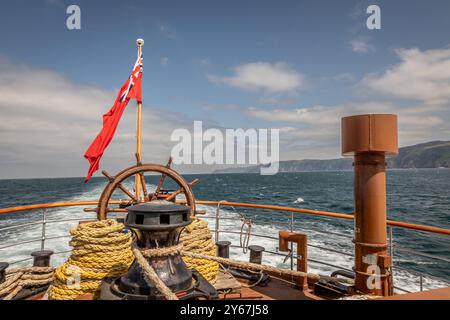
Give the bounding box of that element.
[135,38,144,201]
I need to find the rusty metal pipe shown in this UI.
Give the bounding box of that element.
[353,152,390,295]
[354,153,388,245]
[342,114,398,297]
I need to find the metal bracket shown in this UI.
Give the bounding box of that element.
[279,230,308,290]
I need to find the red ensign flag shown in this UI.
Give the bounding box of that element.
[84,54,143,182]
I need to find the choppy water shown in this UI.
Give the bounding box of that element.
[0,169,449,293]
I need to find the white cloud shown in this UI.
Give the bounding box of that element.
[333,73,355,82]
[247,101,448,150]
[350,38,375,53]
[363,47,450,104]
[207,62,303,93]
[199,58,211,67]
[160,56,169,67]
[249,105,338,125]
[248,102,397,125]
[245,46,450,160]
[158,22,176,39]
[0,61,191,179]
[199,103,242,111]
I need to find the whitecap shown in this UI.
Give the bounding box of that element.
[294,197,305,204]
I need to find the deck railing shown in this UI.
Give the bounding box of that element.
[0,200,449,294]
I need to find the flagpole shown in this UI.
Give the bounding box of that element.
[135,38,144,201]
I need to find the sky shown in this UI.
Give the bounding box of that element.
[1,0,450,178]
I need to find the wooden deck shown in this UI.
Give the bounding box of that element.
[217,278,320,300]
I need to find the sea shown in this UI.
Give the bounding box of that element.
[0,169,449,293]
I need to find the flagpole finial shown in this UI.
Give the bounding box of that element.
[136,38,144,47]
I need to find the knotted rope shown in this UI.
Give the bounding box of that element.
[239,216,252,254]
[49,219,134,300]
[180,217,219,283]
[128,217,219,300]
[0,267,54,300]
[132,243,180,300]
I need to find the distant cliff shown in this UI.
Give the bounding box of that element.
[387,141,450,168]
[213,141,450,173]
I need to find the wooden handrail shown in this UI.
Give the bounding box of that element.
[0,199,449,236]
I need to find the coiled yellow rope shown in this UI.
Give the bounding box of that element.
[180,217,219,283]
[48,217,218,299]
[49,219,134,300]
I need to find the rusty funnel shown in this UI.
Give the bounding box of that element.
[341,114,398,296]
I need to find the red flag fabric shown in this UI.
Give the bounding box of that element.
[84,54,143,182]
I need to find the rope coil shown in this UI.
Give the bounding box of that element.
[0,267,53,300]
[49,219,134,300]
[180,217,219,283]
[46,217,219,300]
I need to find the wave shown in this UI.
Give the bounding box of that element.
[294,197,305,204]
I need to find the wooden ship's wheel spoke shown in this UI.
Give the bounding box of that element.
[138,172,148,201]
[102,170,138,202]
[89,162,197,220]
[152,157,173,200]
[165,179,199,202]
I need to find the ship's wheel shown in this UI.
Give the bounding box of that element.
[95,159,197,220]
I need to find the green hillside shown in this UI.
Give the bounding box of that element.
[213,141,450,173]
